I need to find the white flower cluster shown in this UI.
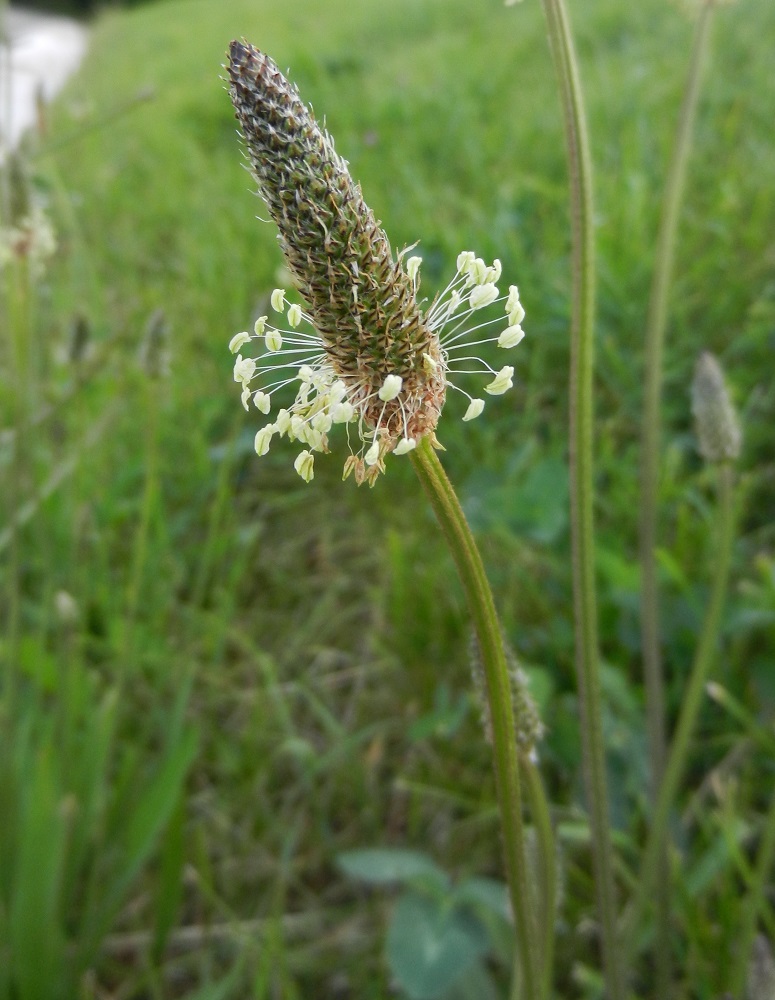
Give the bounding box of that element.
[230,251,526,483]
[424,251,525,419]
[0,204,57,279]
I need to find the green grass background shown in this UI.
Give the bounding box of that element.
[2,0,775,995]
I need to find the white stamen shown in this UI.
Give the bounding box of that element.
[378,374,403,402]
[393,437,416,455]
[423,353,438,373]
[485,259,502,284]
[312,411,333,433]
[470,258,488,285]
[254,391,271,413]
[229,331,251,354]
[275,409,292,434]
[463,398,485,421]
[330,380,347,403]
[485,366,514,395]
[332,401,355,423]
[498,325,525,349]
[233,355,256,384]
[508,303,526,326]
[294,450,314,482]
[456,250,476,274]
[469,284,499,310]
[255,425,275,456]
[265,328,283,352]
[232,246,526,484]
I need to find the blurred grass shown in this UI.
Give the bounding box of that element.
[2,0,775,995]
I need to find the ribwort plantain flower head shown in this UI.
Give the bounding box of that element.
[469,633,545,761]
[227,41,526,485]
[691,351,741,464]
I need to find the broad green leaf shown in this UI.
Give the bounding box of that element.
[337,849,450,891]
[450,877,514,964]
[452,876,510,922]
[386,891,489,999]
[441,960,500,1000]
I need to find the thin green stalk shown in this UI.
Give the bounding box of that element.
[730,788,775,997]
[2,262,32,712]
[523,754,557,998]
[190,411,244,610]
[507,754,557,1000]
[410,437,539,998]
[628,462,736,958]
[637,5,716,988]
[538,2,624,995]
[122,386,160,657]
[0,405,117,556]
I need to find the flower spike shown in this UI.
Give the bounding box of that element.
[227,41,527,483]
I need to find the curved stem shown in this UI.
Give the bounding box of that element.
[637,5,716,987]
[538,1,624,996]
[410,437,539,998]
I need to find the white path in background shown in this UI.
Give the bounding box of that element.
[0,6,88,159]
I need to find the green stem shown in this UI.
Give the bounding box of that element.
[122,387,160,657]
[538,2,624,996]
[410,437,539,998]
[730,782,775,997]
[523,755,556,998]
[637,5,715,988]
[2,262,32,712]
[629,462,736,958]
[190,411,244,609]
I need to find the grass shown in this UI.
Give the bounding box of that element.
[2,0,775,995]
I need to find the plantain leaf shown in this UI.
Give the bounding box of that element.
[337,848,450,892]
[386,890,489,999]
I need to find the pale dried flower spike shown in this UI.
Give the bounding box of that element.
[469,633,545,761]
[691,351,742,463]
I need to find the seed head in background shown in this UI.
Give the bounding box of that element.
[226,40,526,485]
[0,156,57,279]
[691,351,742,464]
